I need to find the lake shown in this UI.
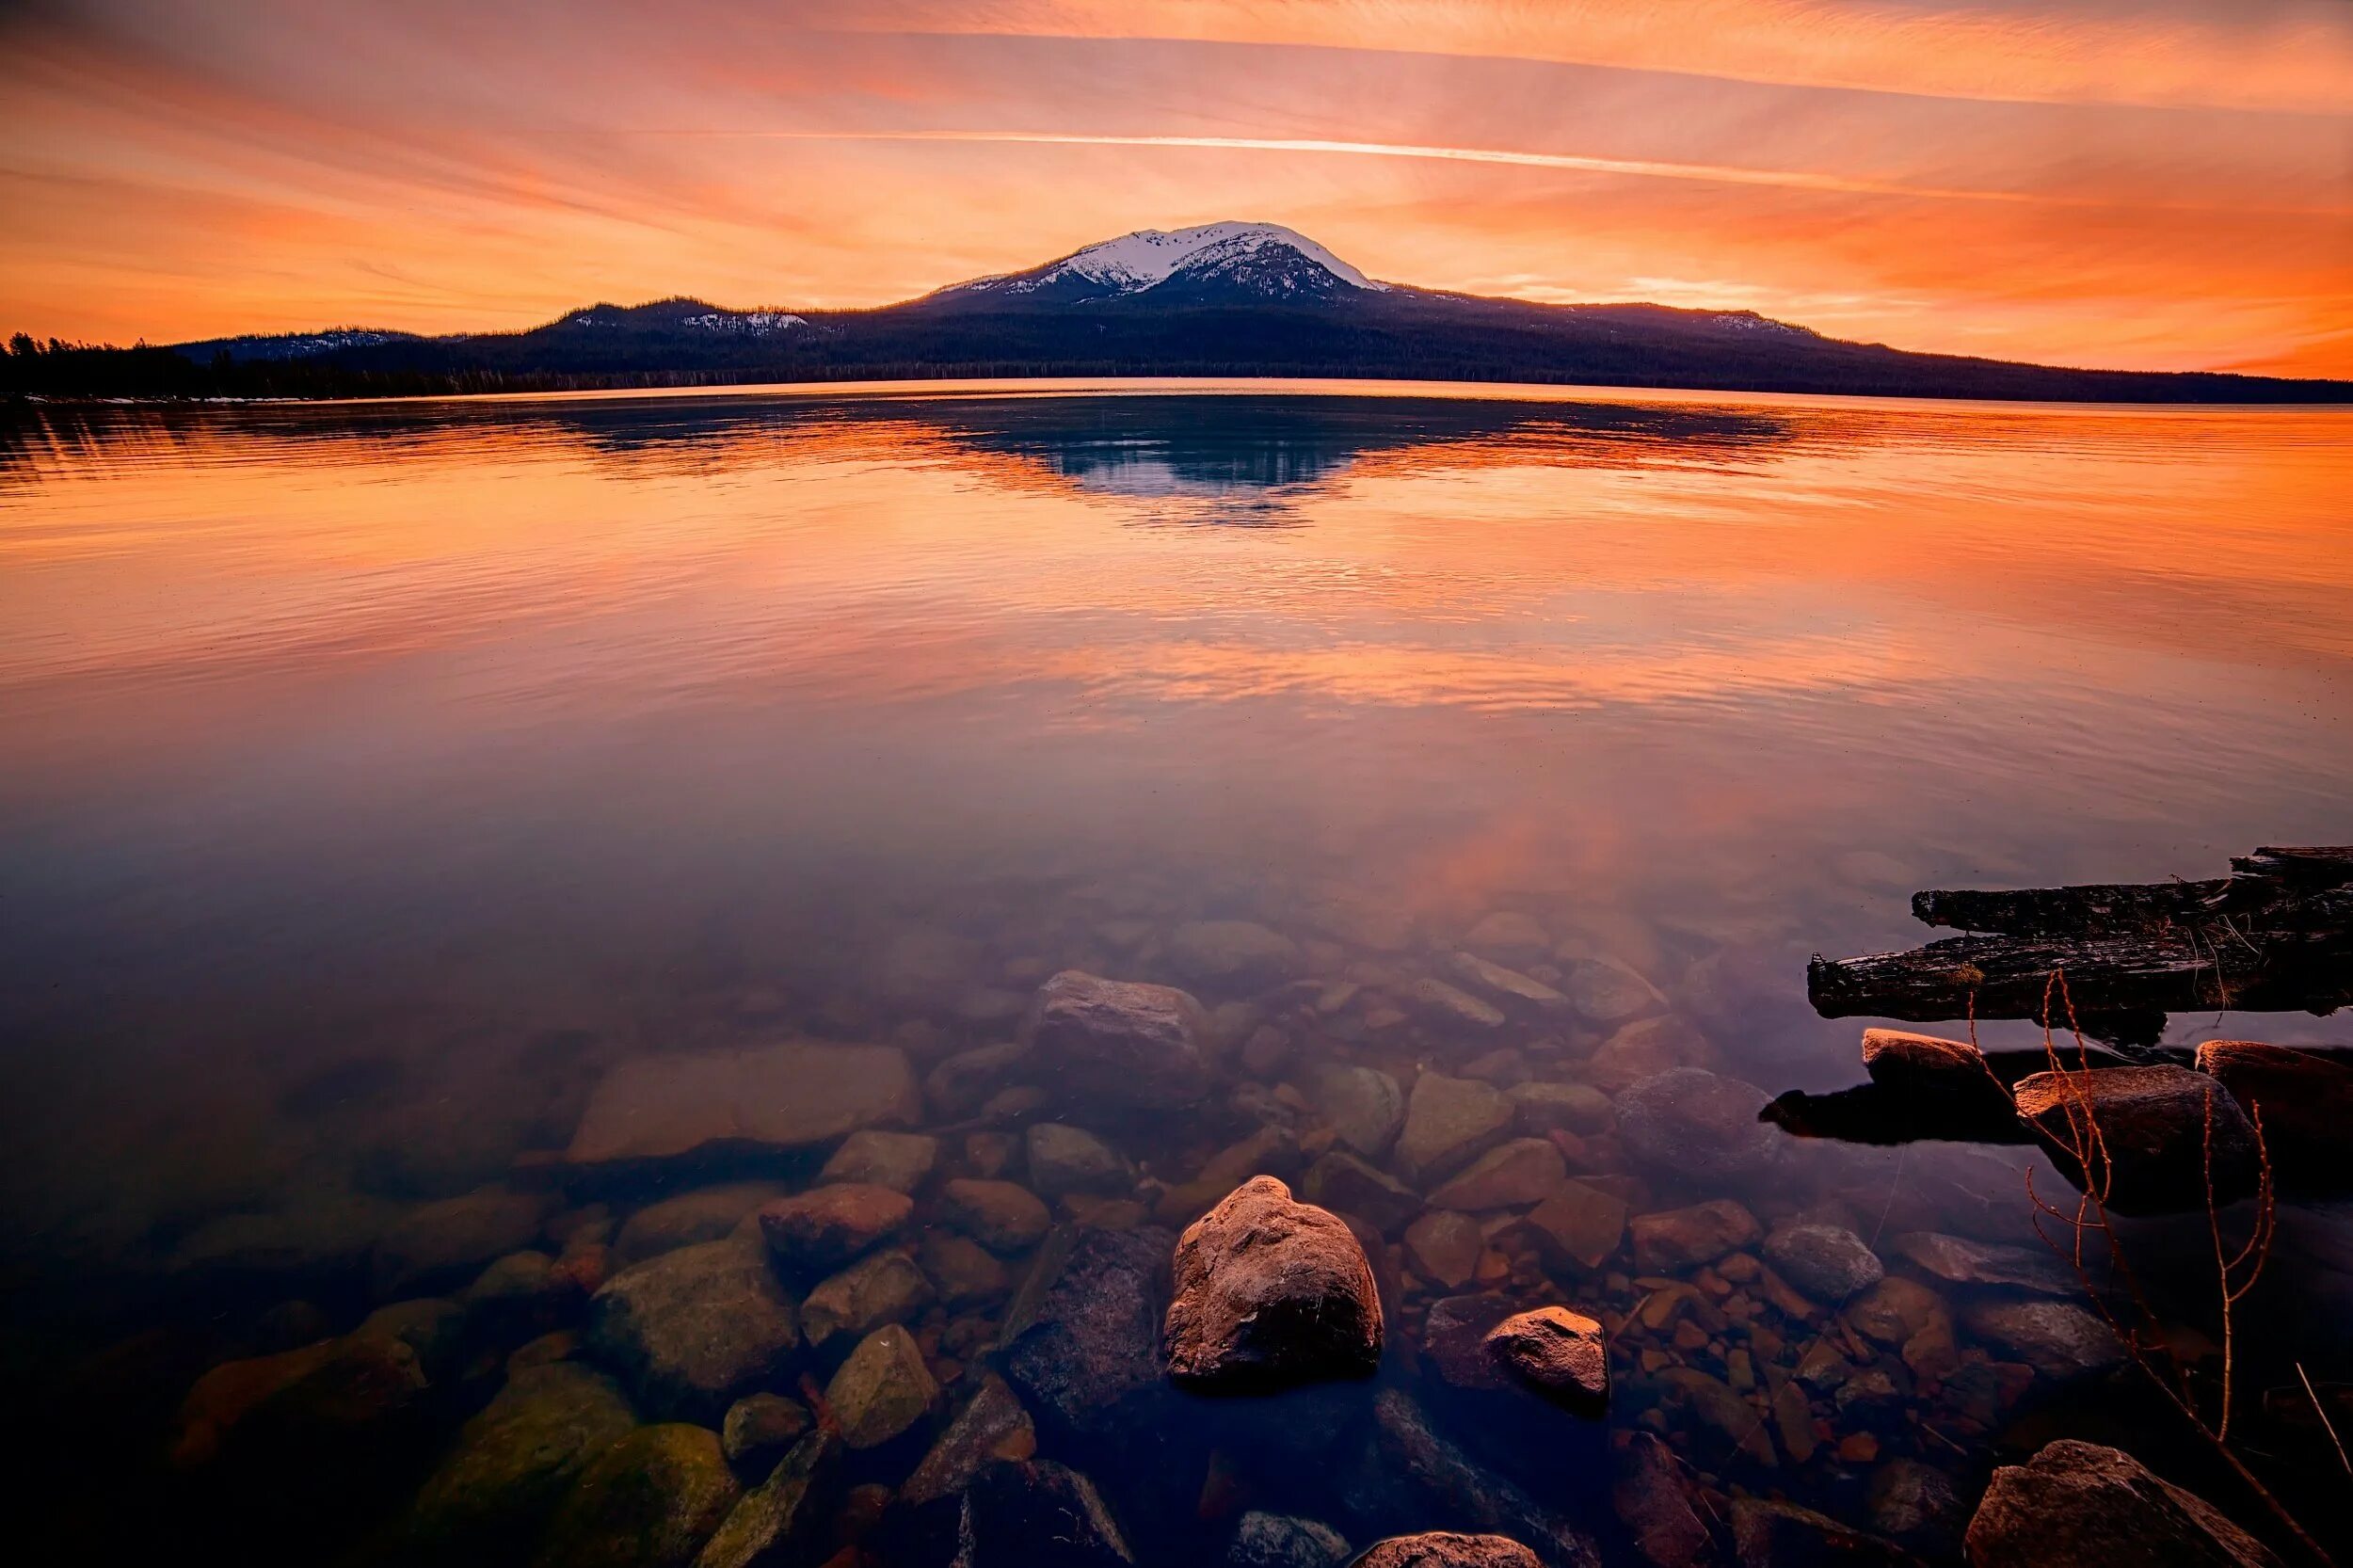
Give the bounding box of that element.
[2,381,2349,1564]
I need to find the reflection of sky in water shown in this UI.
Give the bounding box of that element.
[0,382,2349,1257]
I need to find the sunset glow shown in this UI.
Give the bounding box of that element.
[3,0,2349,374]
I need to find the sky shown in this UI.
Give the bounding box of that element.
[1,0,2348,375]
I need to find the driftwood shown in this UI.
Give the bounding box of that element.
[1809,847,2353,1049]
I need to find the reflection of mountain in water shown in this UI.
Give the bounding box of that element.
[6,390,1815,515]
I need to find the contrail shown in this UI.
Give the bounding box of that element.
[675,128,2340,213]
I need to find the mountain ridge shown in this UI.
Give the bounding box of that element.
[27,221,2349,403]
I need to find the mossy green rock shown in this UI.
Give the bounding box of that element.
[695,1429,843,1568]
[399,1363,637,1560]
[533,1423,741,1568]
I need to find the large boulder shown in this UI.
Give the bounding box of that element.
[588,1240,800,1421]
[1394,1074,1514,1187]
[531,1422,740,1568]
[1021,971,1214,1109]
[1613,1069,1785,1188]
[1164,1176,1384,1392]
[1351,1535,1540,1568]
[2011,1064,2259,1213]
[567,1041,919,1166]
[1963,1439,2283,1568]
[397,1364,637,1560]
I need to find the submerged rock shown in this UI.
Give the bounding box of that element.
[2011,1064,2260,1213]
[1612,1432,1718,1568]
[823,1324,938,1449]
[1585,1016,1719,1095]
[1728,1498,1918,1568]
[1508,1184,1625,1272]
[398,1363,637,1560]
[1164,1176,1384,1392]
[1761,1224,1883,1300]
[1964,1439,2283,1568]
[613,1184,786,1270]
[588,1240,800,1421]
[1444,951,1571,1015]
[371,1186,552,1298]
[532,1422,740,1568]
[172,1332,428,1469]
[1302,1150,1424,1236]
[1614,1069,1785,1188]
[1484,1305,1608,1417]
[1022,970,1215,1109]
[1428,1138,1566,1211]
[1305,1064,1408,1161]
[920,1231,1013,1306]
[1359,1389,1601,1568]
[566,1041,919,1165]
[1404,977,1508,1032]
[1629,1200,1760,1272]
[819,1129,939,1194]
[1890,1231,2074,1297]
[1404,1210,1485,1289]
[1352,1534,1541,1568]
[1506,1081,1612,1138]
[899,1372,1037,1509]
[1860,1029,2006,1102]
[1657,1368,1776,1467]
[1961,1299,2124,1383]
[1230,1511,1352,1568]
[1394,1074,1515,1187]
[1170,920,1305,988]
[694,1429,840,1568]
[939,1177,1052,1253]
[999,1225,1174,1444]
[798,1247,935,1350]
[754,1184,913,1274]
[1562,955,1668,1027]
[1461,912,1550,964]
[1027,1124,1135,1199]
[718,1393,808,1474]
[958,1458,1137,1567]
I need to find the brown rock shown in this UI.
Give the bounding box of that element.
[1961,1300,2125,1383]
[2196,1039,2353,1186]
[1163,1176,1383,1392]
[1404,1210,1485,1288]
[1965,1439,2283,1568]
[1021,970,1213,1109]
[2012,1064,2260,1213]
[1428,1139,1568,1211]
[1630,1200,1761,1272]
[1890,1232,2074,1297]
[1587,1017,1718,1095]
[1394,1074,1515,1187]
[1613,1432,1719,1568]
[567,1042,919,1165]
[1845,1277,1947,1348]
[819,1130,939,1194]
[1405,977,1509,1032]
[1484,1305,1608,1416]
[938,1178,1052,1254]
[1353,1532,1541,1568]
[1729,1498,1917,1567]
[1510,1182,1626,1272]
[1613,1069,1784,1186]
[755,1186,913,1274]
[1301,1150,1424,1235]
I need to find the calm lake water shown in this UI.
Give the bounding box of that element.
[2,381,2349,1564]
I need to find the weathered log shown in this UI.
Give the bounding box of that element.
[1814,847,2353,1048]
[1913,845,2353,937]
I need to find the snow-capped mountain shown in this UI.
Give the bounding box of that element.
[937,222,1389,306]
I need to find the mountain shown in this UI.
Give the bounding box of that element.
[45,221,2353,403]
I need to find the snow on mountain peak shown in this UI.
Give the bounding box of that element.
[1064,222,1384,292]
[960,221,1387,298]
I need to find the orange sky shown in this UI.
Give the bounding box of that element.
[2,0,2349,374]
